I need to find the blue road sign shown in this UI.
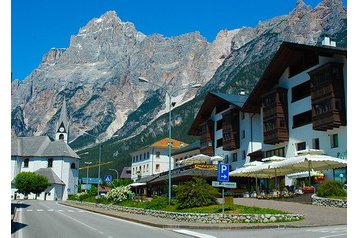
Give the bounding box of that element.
[104,175,112,182]
[217,164,230,182]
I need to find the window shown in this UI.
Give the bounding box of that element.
[147,152,150,159]
[312,138,320,149]
[224,155,229,163]
[242,150,246,160]
[24,158,29,168]
[242,130,246,139]
[265,147,285,157]
[48,158,53,168]
[291,81,311,102]
[331,134,339,148]
[155,164,160,172]
[232,153,238,162]
[156,152,160,158]
[146,164,149,172]
[59,134,64,140]
[292,110,312,128]
[71,163,76,169]
[143,153,146,160]
[241,112,245,120]
[140,154,142,161]
[216,138,223,148]
[216,119,223,131]
[296,142,306,151]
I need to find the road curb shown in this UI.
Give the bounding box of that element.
[59,201,345,230]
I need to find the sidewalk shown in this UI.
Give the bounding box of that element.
[60,198,347,229]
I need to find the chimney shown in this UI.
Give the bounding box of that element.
[321,36,336,47]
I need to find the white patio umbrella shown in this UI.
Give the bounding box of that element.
[264,154,347,177]
[178,154,211,165]
[210,155,224,164]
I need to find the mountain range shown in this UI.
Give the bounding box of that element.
[11,0,347,176]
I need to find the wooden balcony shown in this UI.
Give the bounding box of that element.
[200,144,214,156]
[313,110,346,131]
[222,130,238,151]
[264,128,289,145]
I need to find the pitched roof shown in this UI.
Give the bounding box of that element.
[132,138,189,154]
[151,138,188,149]
[11,136,80,159]
[34,168,65,185]
[188,92,247,136]
[56,99,69,131]
[242,42,347,113]
[172,141,200,156]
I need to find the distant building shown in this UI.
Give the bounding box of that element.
[11,100,80,200]
[130,138,188,180]
[172,141,200,168]
[120,167,132,179]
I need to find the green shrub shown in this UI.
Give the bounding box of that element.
[174,177,219,209]
[316,180,346,198]
[67,194,77,200]
[143,196,170,210]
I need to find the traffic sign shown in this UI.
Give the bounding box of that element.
[212,181,237,188]
[217,164,229,182]
[104,175,112,182]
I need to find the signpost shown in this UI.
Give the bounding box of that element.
[216,163,231,216]
[217,164,229,182]
[104,175,112,183]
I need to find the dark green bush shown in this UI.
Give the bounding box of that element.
[143,196,170,210]
[316,180,346,198]
[67,194,77,200]
[78,192,92,201]
[174,177,219,209]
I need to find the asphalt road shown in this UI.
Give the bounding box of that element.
[11,200,189,238]
[12,200,348,238]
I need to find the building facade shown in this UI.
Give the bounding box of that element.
[11,100,80,200]
[130,138,188,180]
[242,41,347,182]
[188,92,262,171]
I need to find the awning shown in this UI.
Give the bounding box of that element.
[129,182,146,187]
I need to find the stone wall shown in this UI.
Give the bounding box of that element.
[66,201,303,223]
[312,194,347,208]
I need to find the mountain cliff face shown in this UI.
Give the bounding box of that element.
[11,11,236,144]
[12,0,347,167]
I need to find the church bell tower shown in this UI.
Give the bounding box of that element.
[55,99,69,143]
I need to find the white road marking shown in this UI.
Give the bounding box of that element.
[48,209,54,212]
[68,210,74,212]
[58,202,160,230]
[320,233,347,238]
[58,210,64,212]
[26,209,32,212]
[37,209,44,212]
[173,229,217,238]
[55,209,98,232]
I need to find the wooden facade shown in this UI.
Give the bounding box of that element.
[309,63,346,131]
[262,87,289,144]
[199,120,214,156]
[222,109,240,151]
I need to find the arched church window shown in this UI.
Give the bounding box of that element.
[71,163,76,169]
[59,134,64,140]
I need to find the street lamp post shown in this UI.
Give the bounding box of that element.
[81,131,102,197]
[109,168,119,180]
[138,76,201,204]
[84,161,92,192]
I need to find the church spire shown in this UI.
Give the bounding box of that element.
[55,98,69,143]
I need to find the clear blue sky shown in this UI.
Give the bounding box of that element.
[11,0,347,81]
